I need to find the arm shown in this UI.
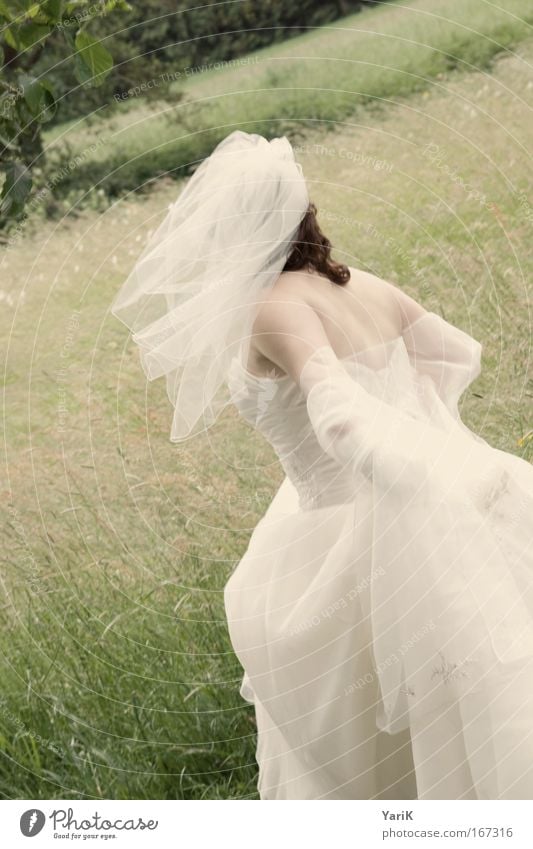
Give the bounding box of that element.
[375,276,482,411]
[402,311,482,415]
[252,292,486,497]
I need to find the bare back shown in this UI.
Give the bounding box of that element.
[247,266,426,378]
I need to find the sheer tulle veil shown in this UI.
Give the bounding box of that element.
[110,130,309,441]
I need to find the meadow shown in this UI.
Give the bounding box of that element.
[1,1,532,799]
[43,0,533,201]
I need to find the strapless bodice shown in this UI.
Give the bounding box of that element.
[227,325,451,510]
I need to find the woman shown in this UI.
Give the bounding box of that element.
[112,130,533,800]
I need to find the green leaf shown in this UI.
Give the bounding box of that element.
[18,73,56,122]
[102,0,132,11]
[37,78,56,122]
[30,80,55,122]
[18,72,40,112]
[74,31,113,87]
[61,24,75,48]
[0,130,18,151]
[62,1,82,15]
[64,0,130,23]
[2,0,43,12]
[43,0,63,21]
[0,160,32,219]
[4,21,51,49]
[0,2,12,22]
[3,26,18,49]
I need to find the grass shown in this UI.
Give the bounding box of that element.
[41,0,533,201]
[1,10,533,799]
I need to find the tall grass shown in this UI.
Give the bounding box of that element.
[2,14,532,800]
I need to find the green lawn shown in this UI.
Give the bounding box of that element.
[1,10,532,799]
[42,0,533,200]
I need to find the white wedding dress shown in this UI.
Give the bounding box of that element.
[224,311,533,800]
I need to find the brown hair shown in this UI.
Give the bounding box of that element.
[282,202,350,285]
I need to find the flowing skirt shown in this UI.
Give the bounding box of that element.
[224,445,533,800]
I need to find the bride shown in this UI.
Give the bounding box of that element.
[111,130,533,800]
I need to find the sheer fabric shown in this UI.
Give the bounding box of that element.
[110,131,308,441]
[224,312,533,799]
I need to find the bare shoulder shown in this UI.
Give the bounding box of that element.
[347,266,427,327]
[252,275,319,336]
[249,273,330,379]
[253,271,315,323]
[269,269,316,300]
